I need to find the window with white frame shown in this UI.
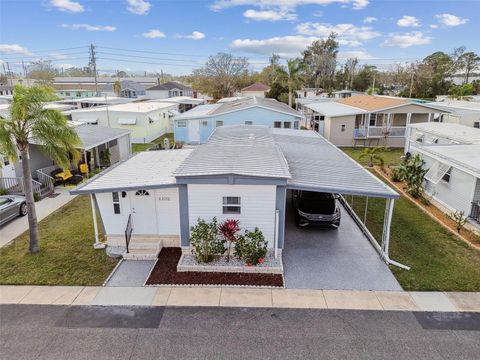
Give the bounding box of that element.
[474,122,480,129]
[177,120,187,128]
[202,120,208,126]
[222,196,241,214]
[274,121,282,128]
[283,121,291,128]
[216,120,224,127]
[294,121,299,129]
[442,167,452,183]
[112,192,120,214]
[369,113,377,126]
[135,190,150,196]
[245,121,253,125]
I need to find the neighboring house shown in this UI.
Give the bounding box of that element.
[56,89,97,99]
[405,123,480,232]
[426,100,480,128]
[69,102,177,143]
[0,85,14,96]
[241,83,270,98]
[303,95,450,147]
[146,82,193,99]
[173,96,304,144]
[102,80,146,98]
[149,96,205,113]
[53,76,160,91]
[71,125,398,260]
[59,96,133,109]
[330,90,365,99]
[296,88,322,99]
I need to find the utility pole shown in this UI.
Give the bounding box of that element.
[89,44,99,95]
[371,73,376,95]
[161,69,164,84]
[22,60,27,78]
[6,62,12,86]
[409,71,415,98]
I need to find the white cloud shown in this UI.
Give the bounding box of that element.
[231,35,326,57]
[62,24,116,32]
[179,31,206,40]
[126,0,151,15]
[397,15,420,27]
[0,44,32,55]
[381,31,431,48]
[54,63,76,69]
[49,0,84,13]
[142,29,166,39]
[363,16,377,23]
[49,52,68,60]
[338,50,373,60]
[243,9,296,21]
[296,22,380,47]
[211,0,369,12]
[434,13,468,27]
[429,24,438,29]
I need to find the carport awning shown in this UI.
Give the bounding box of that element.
[272,129,399,199]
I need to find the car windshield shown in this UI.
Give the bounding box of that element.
[0,199,11,206]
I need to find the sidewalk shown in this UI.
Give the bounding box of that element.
[1,285,479,312]
[0,187,76,248]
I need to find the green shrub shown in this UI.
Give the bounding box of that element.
[0,188,7,196]
[235,227,268,265]
[190,217,226,263]
[390,167,402,182]
[33,192,41,202]
[397,154,428,198]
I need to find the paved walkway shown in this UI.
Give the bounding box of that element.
[0,187,76,248]
[1,286,479,312]
[105,260,156,287]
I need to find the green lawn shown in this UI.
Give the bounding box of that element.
[341,147,404,167]
[131,133,175,153]
[0,196,118,286]
[346,176,480,292]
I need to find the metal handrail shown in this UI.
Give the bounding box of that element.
[36,169,55,193]
[0,176,41,196]
[125,214,133,253]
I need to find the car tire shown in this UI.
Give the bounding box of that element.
[19,203,27,216]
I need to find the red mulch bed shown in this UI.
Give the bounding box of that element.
[145,247,284,287]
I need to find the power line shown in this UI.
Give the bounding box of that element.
[97,57,204,68]
[0,51,87,60]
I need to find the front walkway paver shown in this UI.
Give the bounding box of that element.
[272,289,326,308]
[167,287,221,307]
[0,285,34,304]
[105,260,155,287]
[72,287,101,306]
[151,287,172,306]
[323,290,383,310]
[375,291,419,311]
[410,292,457,312]
[219,288,273,307]
[91,287,157,306]
[19,286,83,305]
[445,292,480,312]
[0,187,76,248]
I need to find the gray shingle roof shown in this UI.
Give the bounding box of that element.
[74,124,131,150]
[147,81,192,91]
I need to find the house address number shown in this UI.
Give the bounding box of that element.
[158,196,171,201]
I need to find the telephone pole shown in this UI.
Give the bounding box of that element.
[89,44,99,95]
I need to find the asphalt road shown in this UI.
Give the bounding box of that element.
[1,305,479,360]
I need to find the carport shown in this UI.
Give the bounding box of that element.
[272,129,407,290]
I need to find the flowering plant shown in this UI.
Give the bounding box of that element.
[218,219,240,262]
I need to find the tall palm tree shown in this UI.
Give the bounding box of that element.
[0,85,81,253]
[275,59,305,107]
[112,80,122,97]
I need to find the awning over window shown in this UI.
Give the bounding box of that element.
[77,118,98,124]
[424,161,451,184]
[118,118,137,125]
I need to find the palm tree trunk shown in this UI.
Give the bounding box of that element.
[20,147,40,253]
[288,89,292,107]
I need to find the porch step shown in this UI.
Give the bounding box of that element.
[122,248,160,260]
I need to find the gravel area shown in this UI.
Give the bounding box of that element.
[146,248,284,287]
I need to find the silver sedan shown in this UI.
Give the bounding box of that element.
[0,195,27,226]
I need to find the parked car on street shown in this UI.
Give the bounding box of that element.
[0,195,27,226]
[293,191,341,228]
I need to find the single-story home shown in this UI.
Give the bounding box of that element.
[68,102,177,143]
[146,82,193,99]
[148,96,205,113]
[405,122,480,232]
[71,125,399,265]
[53,76,160,92]
[173,97,304,144]
[102,80,147,99]
[240,83,270,98]
[56,89,97,99]
[426,100,480,129]
[304,95,451,147]
[58,96,133,109]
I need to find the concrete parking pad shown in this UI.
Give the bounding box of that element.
[0,285,34,304]
[283,200,402,291]
[72,287,101,306]
[375,291,419,311]
[151,287,172,306]
[91,287,157,306]
[220,288,273,307]
[272,289,326,308]
[167,287,221,307]
[445,292,480,312]
[410,292,457,312]
[323,290,383,310]
[19,286,83,305]
[105,260,156,287]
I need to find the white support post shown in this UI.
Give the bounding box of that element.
[406,113,412,127]
[381,198,394,257]
[90,194,105,249]
[363,197,369,225]
[274,209,279,259]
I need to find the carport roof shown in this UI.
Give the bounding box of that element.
[271,128,399,199]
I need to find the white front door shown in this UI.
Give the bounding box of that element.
[155,188,180,235]
[1,158,17,178]
[130,190,157,235]
[188,120,200,143]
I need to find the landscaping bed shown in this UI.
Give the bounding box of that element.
[146,248,284,287]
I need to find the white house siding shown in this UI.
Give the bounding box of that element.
[420,153,476,214]
[241,90,266,98]
[117,134,131,161]
[324,115,356,146]
[187,184,277,248]
[96,187,180,245]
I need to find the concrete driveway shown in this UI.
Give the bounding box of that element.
[283,195,402,291]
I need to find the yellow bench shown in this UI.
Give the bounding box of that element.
[55,169,73,183]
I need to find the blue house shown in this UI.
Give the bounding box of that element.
[173,97,304,143]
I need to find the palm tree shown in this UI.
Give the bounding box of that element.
[275,59,305,107]
[358,146,385,167]
[0,85,81,253]
[112,80,122,97]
